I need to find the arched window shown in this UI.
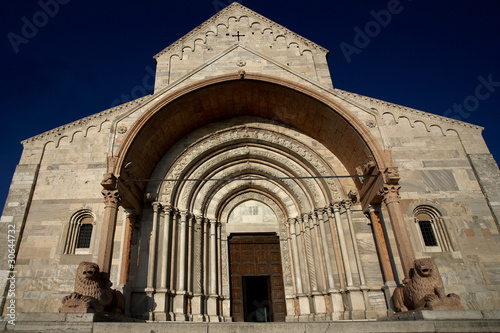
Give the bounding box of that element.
[64,210,95,254]
[413,206,453,252]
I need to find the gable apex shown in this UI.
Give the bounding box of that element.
[153,2,328,60]
[152,2,333,91]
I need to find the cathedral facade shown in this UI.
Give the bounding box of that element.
[2,3,500,323]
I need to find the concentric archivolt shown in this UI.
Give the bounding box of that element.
[219,191,285,224]
[158,125,345,221]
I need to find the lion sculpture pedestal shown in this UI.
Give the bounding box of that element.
[393,258,463,312]
[59,262,124,314]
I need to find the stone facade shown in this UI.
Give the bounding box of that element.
[1,2,500,323]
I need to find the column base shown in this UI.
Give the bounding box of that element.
[312,293,327,315]
[172,292,188,321]
[329,291,344,320]
[206,295,221,322]
[383,281,398,314]
[191,294,206,322]
[348,290,366,320]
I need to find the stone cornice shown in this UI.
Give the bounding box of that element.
[153,2,328,60]
[21,95,152,146]
[334,88,484,133]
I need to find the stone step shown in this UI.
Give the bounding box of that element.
[2,311,500,333]
[2,321,93,332]
[2,320,500,333]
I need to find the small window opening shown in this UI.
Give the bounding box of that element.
[77,224,93,248]
[418,220,438,247]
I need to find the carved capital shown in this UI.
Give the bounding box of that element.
[332,202,341,212]
[379,184,401,205]
[101,189,121,207]
[321,207,329,219]
[342,200,352,210]
[152,202,161,212]
[162,204,172,214]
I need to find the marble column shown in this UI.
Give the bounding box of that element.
[187,215,194,295]
[178,210,188,291]
[367,205,395,283]
[325,207,345,320]
[367,204,397,314]
[317,209,335,290]
[290,217,311,319]
[343,200,369,319]
[332,203,353,287]
[192,215,205,321]
[173,210,188,321]
[169,211,179,292]
[119,212,135,285]
[288,218,303,295]
[99,173,122,275]
[120,211,135,318]
[380,183,415,281]
[309,212,327,318]
[209,220,217,296]
[301,213,317,293]
[147,202,160,289]
[343,201,366,287]
[207,220,219,321]
[160,205,172,290]
[158,204,172,321]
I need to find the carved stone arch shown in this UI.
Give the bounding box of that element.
[218,191,287,224]
[173,144,328,210]
[194,162,311,212]
[157,124,343,210]
[201,175,302,219]
[115,75,390,211]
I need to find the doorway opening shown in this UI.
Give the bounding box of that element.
[229,234,286,322]
[243,275,271,322]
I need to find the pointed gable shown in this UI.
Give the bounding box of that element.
[153,2,332,91]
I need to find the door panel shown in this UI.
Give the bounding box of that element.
[229,234,287,322]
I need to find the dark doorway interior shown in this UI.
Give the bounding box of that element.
[243,276,271,322]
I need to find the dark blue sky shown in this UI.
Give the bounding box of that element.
[1,0,499,210]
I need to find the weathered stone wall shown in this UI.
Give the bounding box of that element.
[0,122,128,314]
[378,110,500,311]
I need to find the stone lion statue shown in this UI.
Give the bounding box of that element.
[392,258,463,312]
[59,262,124,314]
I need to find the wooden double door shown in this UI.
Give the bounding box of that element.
[229,234,286,322]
